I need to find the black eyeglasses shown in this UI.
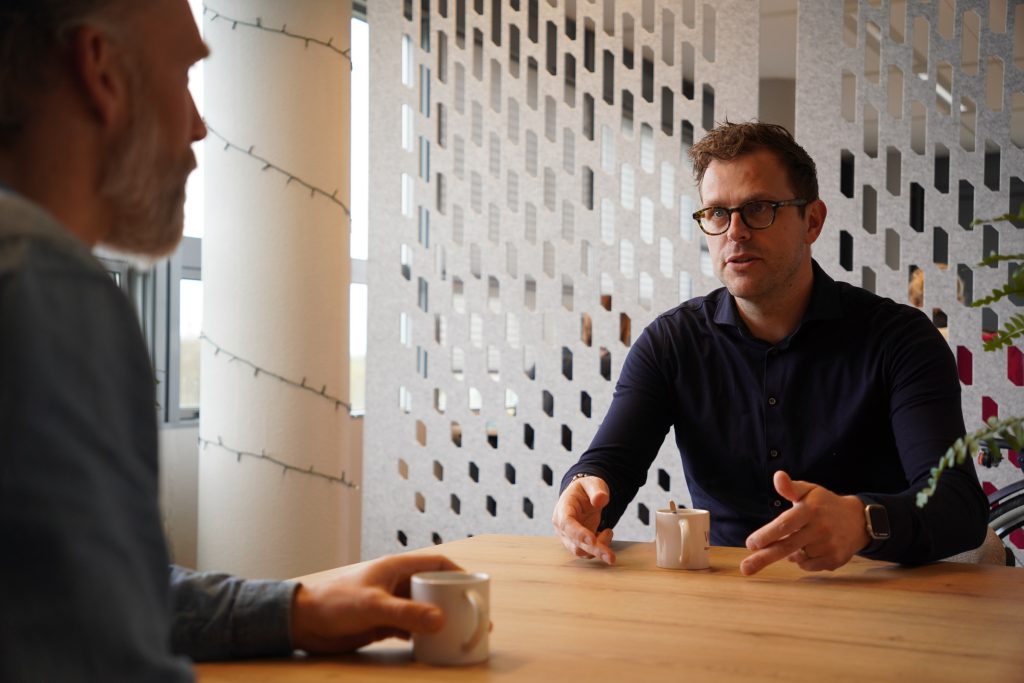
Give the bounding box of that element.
[692,198,809,236]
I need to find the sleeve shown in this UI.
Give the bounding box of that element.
[857,309,988,564]
[560,323,675,529]
[0,244,193,682]
[169,566,298,661]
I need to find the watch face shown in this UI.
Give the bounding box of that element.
[867,504,891,539]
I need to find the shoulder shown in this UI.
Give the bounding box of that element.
[648,287,726,334]
[833,279,935,334]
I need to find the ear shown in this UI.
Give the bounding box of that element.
[803,198,827,245]
[66,25,130,130]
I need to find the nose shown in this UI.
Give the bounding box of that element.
[724,209,751,242]
[189,94,207,142]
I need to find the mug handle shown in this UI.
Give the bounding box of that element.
[678,518,689,567]
[461,588,487,653]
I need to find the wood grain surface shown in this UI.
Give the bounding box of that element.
[197,534,1024,682]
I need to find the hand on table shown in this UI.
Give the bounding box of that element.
[551,475,616,565]
[291,554,462,653]
[741,471,869,576]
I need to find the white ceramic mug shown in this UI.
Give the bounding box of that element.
[411,571,490,666]
[655,508,711,570]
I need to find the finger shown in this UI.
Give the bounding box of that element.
[579,477,611,510]
[371,594,446,634]
[384,554,463,598]
[399,554,464,574]
[594,528,616,564]
[793,552,841,573]
[773,470,816,504]
[557,514,599,551]
[744,506,810,551]
[740,530,811,576]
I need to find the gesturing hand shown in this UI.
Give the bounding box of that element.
[291,554,462,653]
[551,475,616,565]
[740,471,869,576]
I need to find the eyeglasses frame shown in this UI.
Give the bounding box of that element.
[692,198,810,236]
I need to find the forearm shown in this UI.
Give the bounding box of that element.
[858,461,987,564]
[169,566,298,660]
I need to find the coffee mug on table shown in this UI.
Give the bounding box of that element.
[656,508,711,570]
[411,571,490,665]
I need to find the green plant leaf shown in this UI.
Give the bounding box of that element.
[917,416,1024,508]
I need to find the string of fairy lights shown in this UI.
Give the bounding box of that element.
[204,125,351,217]
[198,436,359,489]
[203,4,351,61]
[200,333,352,413]
[198,6,356,490]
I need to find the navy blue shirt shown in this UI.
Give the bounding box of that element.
[562,261,987,565]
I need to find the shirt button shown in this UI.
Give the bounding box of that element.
[769,449,779,458]
[773,499,783,508]
[768,396,777,406]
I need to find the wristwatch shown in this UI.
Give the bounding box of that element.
[570,472,592,483]
[864,503,891,540]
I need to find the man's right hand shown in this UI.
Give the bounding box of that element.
[551,475,616,565]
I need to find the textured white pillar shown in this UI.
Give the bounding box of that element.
[198,0,357,578]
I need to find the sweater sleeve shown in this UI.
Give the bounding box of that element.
[560,323,675,529]
[857,309,988,564]
[169,566,299,660]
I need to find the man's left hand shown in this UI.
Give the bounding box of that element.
[740,471,869,576]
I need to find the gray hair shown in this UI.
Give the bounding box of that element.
[0,0,128,145]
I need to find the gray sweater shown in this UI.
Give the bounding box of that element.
[0,189,295,682]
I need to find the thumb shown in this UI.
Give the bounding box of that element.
[374,594,445,634]
[580,476,610,510]
[774,470,815,503]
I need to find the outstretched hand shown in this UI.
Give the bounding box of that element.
[551,475,616,564]
[740,471,869,576]
[291,554,462,653]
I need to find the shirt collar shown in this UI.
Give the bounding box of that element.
[712,259,844,331]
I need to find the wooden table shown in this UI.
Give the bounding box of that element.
[197,534,1024,682]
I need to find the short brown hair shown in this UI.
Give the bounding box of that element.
[688,121,819,203]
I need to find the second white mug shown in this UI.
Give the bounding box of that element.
[655,508,710,570]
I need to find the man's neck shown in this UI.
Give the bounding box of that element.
[0,119,108,248]
[733,264,815,345]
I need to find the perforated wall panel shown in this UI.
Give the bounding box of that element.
[364,0,759,558]
[797,0,1024,560]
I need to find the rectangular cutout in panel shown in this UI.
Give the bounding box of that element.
[962,10,980,75]
[912,16,928,77]
[862,184,877,234]
[865,21,880,84]
[603,50,615,104]
[934,143,949,193]
[662,9,675,65]
[681,41,695,99]
[702,5,716,62]
[841,70,856,122]
[889,0,906,42]
[887,65,903,119]
[986,57,1004,112]
[910,100,925,154]
[886,146,901,196]
[960,96,976,152]
[840,149,855,198]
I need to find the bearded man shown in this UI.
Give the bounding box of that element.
[0,2,454,680]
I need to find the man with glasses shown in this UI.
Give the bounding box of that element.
[552,121,987,574]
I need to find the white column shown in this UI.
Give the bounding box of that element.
[198,0,357,578]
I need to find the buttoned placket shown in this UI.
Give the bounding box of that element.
[764,345,785,514]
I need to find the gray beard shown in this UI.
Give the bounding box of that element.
[97,93,193,260]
